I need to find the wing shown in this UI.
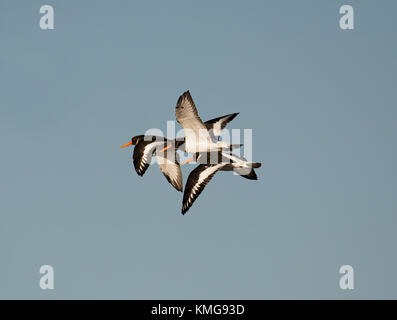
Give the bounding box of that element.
[182,163,226,214]
[204,113,239,138]
[220,152,248,164]
[236,168,258,180]
[221,152,261,169]
[133,140,165,176]
[156,149,183,192]
[175,91,212,143]
[220,152,260,179]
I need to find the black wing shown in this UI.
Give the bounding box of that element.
[133,140,166,176]
[156,147,183,192]
[204,112,239,138]
[182,163,227,214]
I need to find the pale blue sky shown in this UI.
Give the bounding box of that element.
[0,0,396,299]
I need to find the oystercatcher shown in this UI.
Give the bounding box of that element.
[181,152,262,214]
[120,112,239,192]
[175,91,242,154]
[120,135,184,192]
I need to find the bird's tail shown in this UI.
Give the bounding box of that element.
[238,168,258,180]
[249,162,262,169]
[233,162,261,180]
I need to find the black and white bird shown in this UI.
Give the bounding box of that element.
[175,91,242,154]
[120,135,184,191]
[121,90,261,215]
[181,152,262,214]
[120,112,239,192]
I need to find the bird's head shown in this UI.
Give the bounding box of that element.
[120,135,143,148]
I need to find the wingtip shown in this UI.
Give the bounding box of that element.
[173,185,183,192]
[181,204,189,215]
[177,90,192,106]
[226,112,239,122]
[231,113,239,121]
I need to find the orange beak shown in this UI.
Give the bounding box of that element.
[120,141,133,148]
[181,157,194,165]
[159,144,172,153]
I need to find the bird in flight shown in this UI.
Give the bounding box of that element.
[175,91,242,154]
[181,152,261,214]
[120,111,240,192]
[120,135,184,192]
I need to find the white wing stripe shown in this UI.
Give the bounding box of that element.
[185,164,224,208]
[137,141,166,173]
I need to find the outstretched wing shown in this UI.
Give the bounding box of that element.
[236,168,258,180]
[133,141,165,176]
[175,91,212,145]
[182,163,227,214]
[220,152,261,180]
[204,113,239,138]
[156,149,183,192]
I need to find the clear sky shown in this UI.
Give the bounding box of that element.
[0,0,396,299]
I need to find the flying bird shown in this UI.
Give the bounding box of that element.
[120,135,184,192]
[120,113,239,192]
[181,152,262,214]
[175,91,242,154]
[120,90,261,215]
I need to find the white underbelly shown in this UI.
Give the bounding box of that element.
[185,139,218,153]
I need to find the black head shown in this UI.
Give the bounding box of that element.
[120,135,143,148]
[131,135,144,145]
